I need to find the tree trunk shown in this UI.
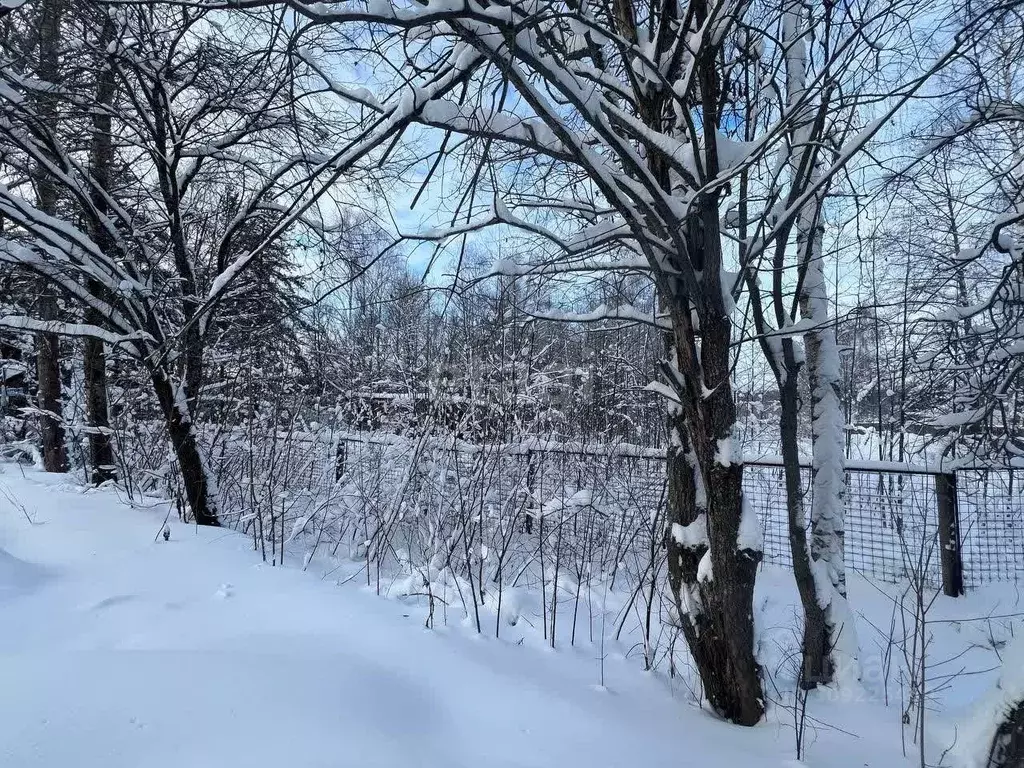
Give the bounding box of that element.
[987,700,1024,768]
[799,200,857,683]
[778,357,832,687]
[183,324,205,417]
[35,320,66,472]
[33,0,66,473]
[83,329,115,484]
[665,417,763,725]
[150,364,219,527]
[83,13,117,485]
[664,219,764,725]
[782,0,855,685]
[148,81,206,417]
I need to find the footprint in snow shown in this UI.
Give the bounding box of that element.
[215,583,234,599]
[86,594,138,612]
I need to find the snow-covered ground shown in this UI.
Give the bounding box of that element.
[1,464,1019,767]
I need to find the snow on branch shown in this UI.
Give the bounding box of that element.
[0,315,152,347]
[527,303,670,329]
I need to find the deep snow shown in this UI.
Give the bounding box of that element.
[0,464,1019,767]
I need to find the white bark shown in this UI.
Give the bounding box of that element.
[784,0,857,684]
[799,215,859,683]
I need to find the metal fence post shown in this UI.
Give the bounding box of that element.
[935,472,964,597]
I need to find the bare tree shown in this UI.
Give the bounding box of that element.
[0,3,352,523]
[914,6,1024,460]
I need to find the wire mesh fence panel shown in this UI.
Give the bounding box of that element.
[841,470,941,587]
[116,425,1021,590]
[738,464,943,587]
[957,469,1024,588]
[316,440,1024,589]
[741,463,799,568]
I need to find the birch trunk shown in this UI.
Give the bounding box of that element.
[783,0,856,686]
[798,200,857,684]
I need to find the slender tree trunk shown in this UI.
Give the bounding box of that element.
[33,0,66,473]
[84,12,116,485]
[183,324,205,416]
[799,201,857,683]
[35,323,65,472]
[777,0,854,683]
[778,356,832,686]
[83,333,114,483]
[150,364,219,527]
[148,80,206,416]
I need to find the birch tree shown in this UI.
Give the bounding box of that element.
[731,0,867,687]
